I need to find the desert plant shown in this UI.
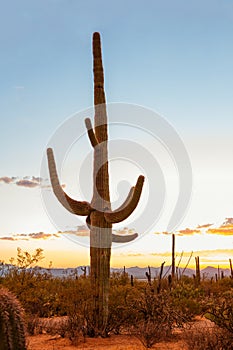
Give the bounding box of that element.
[0,287,27,350]
[172,233,176,280]
[195,256,201,285]
[184,323,233,350]
[47,32,144,336]
[129,287,187,348]
[207,292,233,334]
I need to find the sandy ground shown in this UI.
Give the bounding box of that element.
[26,317,213,350]
[27,334,187,350]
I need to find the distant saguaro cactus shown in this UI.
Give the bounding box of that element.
[195,256,200,285]
[0,287,27,350]
[145,265,152,286]
[47,32,144,335]
[171,234,175,280]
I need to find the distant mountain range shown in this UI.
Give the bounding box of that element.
[1,265,229,280]
[112,266,232,279]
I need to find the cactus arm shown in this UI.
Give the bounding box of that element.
[113,186,135,211]
[104,175,145,223]
[85,118,99,147]
[112,232,138,243]
[47,148,91,216]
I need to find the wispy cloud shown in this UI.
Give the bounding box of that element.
[220,218,233,227]
[0,177,14,184]
[16,180,39,188]
[207,226,233,236]
[0,176,41,188]
[0,176,66,189]
[161,218,233,237]
[0,226,141,242]
[63,231,90,237]
[0,232,62,241]
[127,252,145,257]
[196,223,213,229]
[0,237,15,241]
[178,228,201,236]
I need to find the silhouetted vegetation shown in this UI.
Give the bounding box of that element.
[1,248,233,348]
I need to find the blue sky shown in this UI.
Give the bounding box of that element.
[0,1,233,266]
[1,0,233,175]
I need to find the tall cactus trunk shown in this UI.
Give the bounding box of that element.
[89,32,112,334]
[47,32,144,336]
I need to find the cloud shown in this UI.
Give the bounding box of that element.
[178,228,201,236]
[207,226,233,236]
[63,229,89,237]
[0,237,15,241]
[127,253,145,257]
[0,231,61,241]
[197,223,213,229]
[176,220,233,237]
[16,180,39,188]
[28,232,60,240]
[0,226,139,242]
[0,177,14,184]
[0,175,65,190]
[221,218,233,227]
[16,176,42,188]
[0,176,41,188]
[32,176,42,183]
[151,231,172,236]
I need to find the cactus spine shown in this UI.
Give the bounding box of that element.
[0,287,27,350]
[47,32,144,335]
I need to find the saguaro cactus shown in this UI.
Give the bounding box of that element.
[195,256,200,285]
[0,287,27,350]
[171,233,175,280]
[47,32,144,335]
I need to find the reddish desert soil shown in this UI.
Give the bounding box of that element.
[27,317,213,350]
[27,334,186,350]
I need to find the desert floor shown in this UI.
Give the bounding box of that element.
[27,317,213,350]
[27,334,186,350]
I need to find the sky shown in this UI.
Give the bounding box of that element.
[0,0,233,269]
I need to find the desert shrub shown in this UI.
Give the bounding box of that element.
[66,314,86,345]
[206,291,233,334]
[107,282,139,334]
[184,324,233,350]
[129,287,188,348]
[25,314,41,335]
[171,279,206,318]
